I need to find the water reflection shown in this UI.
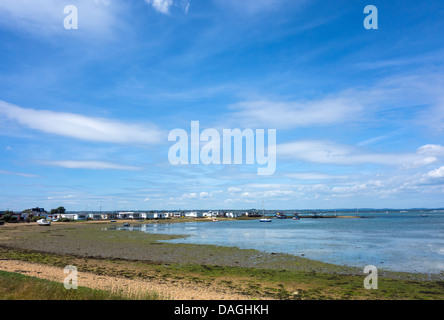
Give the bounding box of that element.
[104,213,444,273]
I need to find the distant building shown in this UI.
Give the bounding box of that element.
[245,212,262,217]
[31,207,47,216]
[225,212,242,218]
[203,211,219,217]
[140,212,152,219]
[118,212,134,219]
[48,213,62,220]
[163,212,173,218]
[184,211,203,218]
[61,213,87,220]
[142,212,166,219]
[87,213,102,220]
[153,212,166,219]
[101,213,118,220]
[118,212,151,219]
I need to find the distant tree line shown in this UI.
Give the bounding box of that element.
[1,210,16,223]
[1,207,67,224]
[50,206,66,214]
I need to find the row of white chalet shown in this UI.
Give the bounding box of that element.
[56,212,167,220]
[53,210,249,221]
[2,207,257,221]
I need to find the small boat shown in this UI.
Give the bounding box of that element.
[37,219,51,226]
[110,220,117,223]
[212,218,218,222]
[259,201,271,222]
[123,223,130,227]
[275,213,287,219]
[292,214,300,220]
[421,214,429,217]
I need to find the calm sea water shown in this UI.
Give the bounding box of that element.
[119,212,444,274]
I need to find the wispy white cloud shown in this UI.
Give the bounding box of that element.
[229,97,361,129]
[417,144,444,157]
[47,194,76,200]
[145,0,173,14]
[42,160,141,171]
[199,191,209,198]
[145,0,190,14]
[278,140,440,167]
[357,134,391,147]
[0,101,165,145]
[225,71,444,133]
[239,189,295,199]
[227,187,242,193]
[179,190,222,200]
[354,50,444,71]
[180,192,198,199]
[0,170,40,178]
[229,166,444,205]
[215,0,305,15]
[285,172,349,180]
[424,166,444,179]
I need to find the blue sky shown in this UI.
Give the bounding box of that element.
[1,0,444,211]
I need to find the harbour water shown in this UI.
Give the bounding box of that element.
[119,212,444,274]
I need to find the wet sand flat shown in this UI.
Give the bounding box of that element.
[1,220,443,300]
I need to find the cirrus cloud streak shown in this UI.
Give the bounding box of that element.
[278,140,439,167]
[0,101,165,145]
[41,160,141,171]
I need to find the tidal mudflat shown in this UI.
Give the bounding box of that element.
[1,220,443,300]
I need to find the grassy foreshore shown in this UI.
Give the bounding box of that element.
[0,270,159,300]
[0,219,443,300]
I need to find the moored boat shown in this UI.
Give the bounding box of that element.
[37,219,51,226]
[259,201,272,222]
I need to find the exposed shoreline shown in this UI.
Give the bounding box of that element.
[1,220,443,300]
[0,219,439,278]
[0,259,252,300]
